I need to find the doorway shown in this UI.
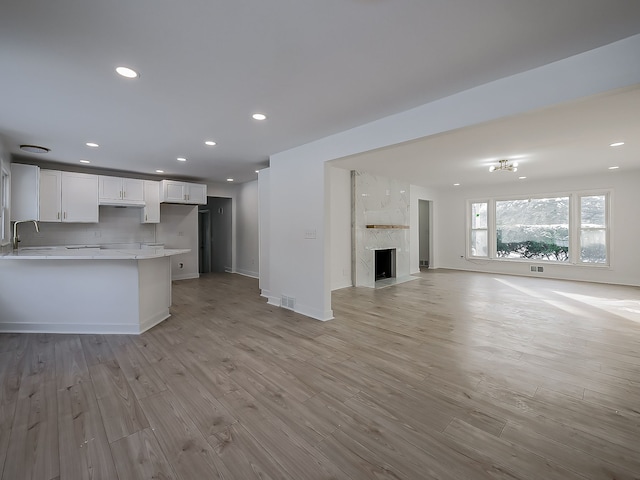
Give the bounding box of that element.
[419,199,432,269]
[198,197,232,273]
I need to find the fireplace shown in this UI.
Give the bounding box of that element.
[375,248,396,281]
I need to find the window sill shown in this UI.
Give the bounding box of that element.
[466,256,610,269]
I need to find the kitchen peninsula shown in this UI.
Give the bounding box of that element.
[0,246,189,334]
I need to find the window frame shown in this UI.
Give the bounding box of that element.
[0,164,10,246]
[466,190,611,267]
[468,200,489,258]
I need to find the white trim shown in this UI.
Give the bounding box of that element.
[139,311,171,334]
[235,268,259,279]
[0,322,142,335]
[172,272,200,281]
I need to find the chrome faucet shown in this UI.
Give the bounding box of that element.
[12,219,40,250]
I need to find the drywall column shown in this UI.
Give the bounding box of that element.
[267,154,333,320]
[258,169,271,295]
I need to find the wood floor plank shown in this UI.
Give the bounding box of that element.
[57,381,118,480]
[444,417,587,480]
[110,428,178,480]
[79,334,116,367]
[139,389,232,480]
[0,402,16,478]
[211,423,293,480]
[2,376,58,480]
[89,361,150,443]
[55,335,90,390]
[106,337,167,400]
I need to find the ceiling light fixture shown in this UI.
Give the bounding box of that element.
[204,140,216,146]
[255,170,259,173]
[155,169,164,173]
[518,176,527,179]
[79,160,91,164]
[177,157,187,162]
[609,142,624,147]
[20,144,50,154]
[116,66,139,78]
[252,113,267,121]
[608,166,620,170]
[86,142,99,148]
[489,159,518,172]
[226,178,234,182]
[453,183,460,186]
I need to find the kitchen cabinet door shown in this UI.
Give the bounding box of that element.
[39,169,62,222]
[142,180,160,223]
[61,172,99,222]
[98,176,123,202]
[123,178,144,202]
[11,164,40,221]
[186,183,207,204]
[162,180,186,203]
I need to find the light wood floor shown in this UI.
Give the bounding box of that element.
[1,270,640,480]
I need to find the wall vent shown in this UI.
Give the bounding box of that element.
[530,265,537,272]
[281,295,295,310]
[537,266,544,272]
[530,265,545,273]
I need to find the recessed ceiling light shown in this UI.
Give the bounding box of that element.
[252,113,267,121]
[453,183,460,186]
[116,66,139,78]
[177,157,187,162]
[226,178,234,182]
[79,160,91,164]
[20,144,50,154]
[86,142,99,148]
[255,170,259,173]
[608,166,620,170]
[518,176,527,179]
[610,142,624,147]
[155,169,164,173]
[205,140,216,146]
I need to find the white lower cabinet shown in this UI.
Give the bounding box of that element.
[39,170,99,222]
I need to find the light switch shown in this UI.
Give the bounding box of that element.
[304,229,317,240]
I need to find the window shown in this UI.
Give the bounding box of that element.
[0,166,9,245]
[467,192,610,266]
[496,197,569,262]
[470,202,488,257]
[579,194,607,264]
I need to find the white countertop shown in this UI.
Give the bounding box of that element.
[0,246,190,260]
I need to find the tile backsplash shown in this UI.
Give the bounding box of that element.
[18,206,156,247]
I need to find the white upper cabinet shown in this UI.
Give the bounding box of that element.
[142,180,160,223]
[39,170,62,222]
[40,170,99,223]
[160,180,207,205]
[99,176,144,206]
[11,164,40,221]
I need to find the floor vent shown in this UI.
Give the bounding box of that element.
[530,265,544,273]
[530,265,537,272]
[281,295,295,310]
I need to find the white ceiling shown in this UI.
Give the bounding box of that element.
[1,1,640,183]
[331,85,640,188]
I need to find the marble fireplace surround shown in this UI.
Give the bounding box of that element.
[352,171,410,287]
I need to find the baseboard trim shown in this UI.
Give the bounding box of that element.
[0,322,142,335]
[235,269,259,279]
[172,272,200,281]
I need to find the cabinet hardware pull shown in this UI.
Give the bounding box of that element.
[63,212,66,219]
[57,212,60,220]
[123,191,126,198]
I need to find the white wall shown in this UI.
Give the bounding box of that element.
[410,184,438,273]
[235,180,259,278]
[156,203,199,280]
[266,35,640,320]
[435,171,640,286]
[329,166,352,290]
